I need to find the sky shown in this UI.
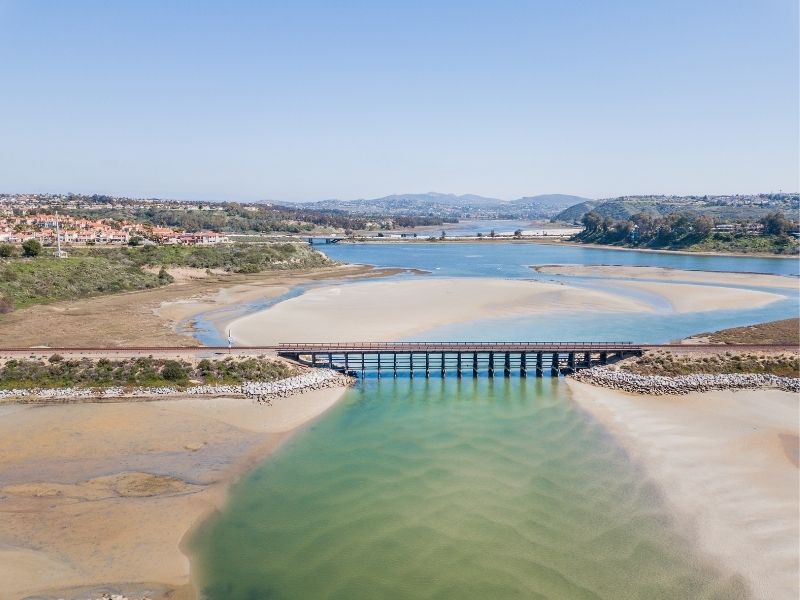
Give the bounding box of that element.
[0,0,797,202]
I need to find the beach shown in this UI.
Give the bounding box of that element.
[228,276,786,344]
[0,386,349,600]
[568,380,799,600]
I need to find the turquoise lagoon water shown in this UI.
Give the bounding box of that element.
[191,243,797,599]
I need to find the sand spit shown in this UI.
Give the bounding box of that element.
[0,384,350,600]
[568,380,799,600]
[534,264,800,289]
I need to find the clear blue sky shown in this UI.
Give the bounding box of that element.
[1,0,797,201]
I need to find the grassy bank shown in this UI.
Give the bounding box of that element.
[687,318,799,345]
[70,242,331,272]
[0,256,164,311]
[0,242,330,312]
[622,350,799,378]
[0,355,298,389]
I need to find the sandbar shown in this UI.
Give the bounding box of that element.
[228,278,653,344]
[568,380,799,600]
[534,264,799,290]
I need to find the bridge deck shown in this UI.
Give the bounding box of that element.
[277,341,638,353]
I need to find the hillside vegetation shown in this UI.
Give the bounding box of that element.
[572,211,798,255]
[687,318,799,345]
[622,350,799,377]
[0,243,330,313]
[555,194,799,223]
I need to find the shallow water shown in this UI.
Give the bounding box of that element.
[190,242,795,598]
[192,377,749,599]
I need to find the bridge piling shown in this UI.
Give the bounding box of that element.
[520,352,527,377]
[456,353,462,378]
[567,352,576,373]
[600,351,607,365]
[551,352,559,376]
[504,352,511,377]
[472,352,478,378]
[583,351,591,367]
[441,352,446,377]
[488,352,495,378]
[425,353,430,378]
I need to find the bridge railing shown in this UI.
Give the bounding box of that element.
[278,341,637,351]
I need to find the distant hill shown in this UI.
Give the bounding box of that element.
[294,193,503,213]
[509,194,592,209]
[554,194,799,224]
[285,192,592,219]
[553,200,603,222]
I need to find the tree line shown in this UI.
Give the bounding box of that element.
[576,210,797,248]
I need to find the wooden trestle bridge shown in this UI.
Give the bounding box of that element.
[277,342,643,378]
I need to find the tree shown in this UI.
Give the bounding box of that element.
[581,211,602,233]
[21,239,42,257]
[440,230,446,240]
[128,236,142,246]
[489,229,496,238]
[513,229,523,239]
[761,212,791,236]
[0,243,14,258]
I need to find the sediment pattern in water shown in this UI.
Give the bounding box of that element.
[193,377,749,599]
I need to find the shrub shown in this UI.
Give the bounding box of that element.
[0,243,14,258]
[0,294,13,314]
[158,266,174,283]
[161,360,187,381]
[21,239,42,257]
[48,354,64,363]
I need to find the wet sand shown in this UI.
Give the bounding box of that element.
[534,264,799,289]
[228,278,652,344]
[0,386,349,600]
[567,380,799,600]
[228,276,786,345]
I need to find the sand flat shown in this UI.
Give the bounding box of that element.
[0,386,349,600]
[535,264,800,290]
[568,380,799,600]
[228,278,653,344]
[612,280,785,313]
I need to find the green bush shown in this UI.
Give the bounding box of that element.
[161,360,187,381]
[21,239,42,257]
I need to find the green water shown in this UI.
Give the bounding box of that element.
[191,377,749,599]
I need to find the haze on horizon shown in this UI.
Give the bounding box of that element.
[0,0,797,202]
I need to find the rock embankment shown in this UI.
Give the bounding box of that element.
[572,366,800,395]
[0,368,353,403]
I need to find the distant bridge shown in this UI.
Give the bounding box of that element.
[277,341,643,377]
[306,236,346,245]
